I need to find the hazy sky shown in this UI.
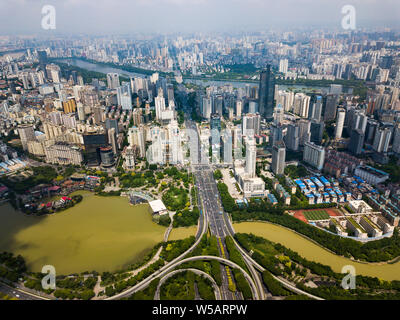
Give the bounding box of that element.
[1,0,400,35]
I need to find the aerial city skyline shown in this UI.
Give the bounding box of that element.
[0,0,400,310]
[1,0,400,34]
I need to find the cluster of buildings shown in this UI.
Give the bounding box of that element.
[293,176,351,205]
[0,142,26,174]
[0,48,190,171]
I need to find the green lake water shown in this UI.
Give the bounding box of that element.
[233,222,400,281]
[0,192,166,275]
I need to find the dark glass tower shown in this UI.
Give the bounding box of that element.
[348,129,365,155]
[258,65,275,121]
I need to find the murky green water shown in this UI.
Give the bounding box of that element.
[233,222,400,281]
[0,192,166,275]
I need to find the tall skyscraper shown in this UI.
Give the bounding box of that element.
[284,123,300,151]
[213,95,223,116]
[272,140,286,175]
[270,123,284,147]
[348,129,365,155]
[220,130,233,164]
[18,124,36,151]
[258,65,275,121]
[77,103,85,121]
[37,50,48,68]
[45,64,61,83]
[128,126,146,158]
[106,118,119,135]
[201,96,212,120]
[107,73,120,89]
[155,91,166,120]
[323,94,339,122]
[308,95,323,122]
[245,138,257,178]
[242,113,260,137]
[298,119,311,146]
[93,106,104,125]
[108,128,118,155]
[335,108,346,139]
[303,142,325,170]
[117,83,132,110]
[235,99,243,119]
[210,113,221,154]
[310,120,325,145]
[279,59,288,74]
[373,127,392,153]
[392,124,400,154]
[62,98,77,114]
[248,100,258,114]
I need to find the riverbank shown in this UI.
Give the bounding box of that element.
[233,221,400,281]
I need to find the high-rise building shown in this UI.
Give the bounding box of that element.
[323,94,339,122]
[45,143,83,165]
[335,108,346,139]
[284,123,299,151]
[272,140,286,175]
[93,106,104,125]
[62,113,77,129]
[308,95,323,122]
[117,83,132,110]
[18,124,36,151]
[392,124,400,154]
[213,95,223,116]
[107,73,120,89]
[279,59,288,74]
[49,111,63,125]
[365,120,379,144]
[298,119,311,146]
[235,99,243,119]
[270,123,284,147]
[348,129,365,155]
[293,93,310,118]
[108,128,118,154]
[77,103,86,121]
[45,64,61,83]
[248,100,258,114]
[245,138,257,178]
[167,84,174,105]
[155,92,166,120]
[106,118,119,135]
[128,126,146,158]
[258,65,275,121]
[210,113,221,154]
[242,113,260,137]
[123,146,135,171]
[37,50,48,68]
[373,127,392,153]
[62,98,77,114]
[274,103,284,126]
[210,113,221,132]
[220,130,233,164]
[303,142,325,170]
[100,146,115,167]
[201,96,212,120]
[310,120,325,145]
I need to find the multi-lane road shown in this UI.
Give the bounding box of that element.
[186,112,249,300]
